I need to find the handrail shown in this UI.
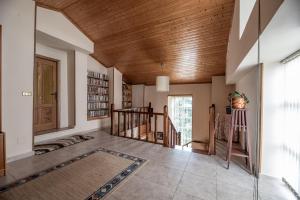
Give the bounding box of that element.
[167,116,181,147]
[182,140,208,148]
[110,103,215,154]
[182,140,193,147]
[110,103,181,148]
[113,110,163,115]
[113,107,148,112]
[111,103,154,141]
[163,105,181,148]
[208,104,216,155]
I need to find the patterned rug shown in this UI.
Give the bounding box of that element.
[34,134,94,155]
[0,148,146,200]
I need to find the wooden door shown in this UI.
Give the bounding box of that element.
[34,57,58,134]
[0,25,6,176]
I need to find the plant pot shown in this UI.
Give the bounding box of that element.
[232,97,246,109]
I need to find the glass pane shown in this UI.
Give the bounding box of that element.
[168,96,192,145]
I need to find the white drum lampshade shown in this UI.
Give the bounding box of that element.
[156,76,169,92]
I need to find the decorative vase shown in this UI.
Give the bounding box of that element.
[231,97,246,109]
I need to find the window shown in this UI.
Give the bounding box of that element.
[281,55,300,195]
[168,96,192,145]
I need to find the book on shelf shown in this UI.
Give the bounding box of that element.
[122,81,132,109]
[87,71,109,119]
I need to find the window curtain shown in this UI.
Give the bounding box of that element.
[168,96,192,145]
[282,55,300,195]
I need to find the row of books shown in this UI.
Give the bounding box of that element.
[87,71,108,80]
[88,86,108,94]
[88,94,108,102]
[87,102,109,110]
[88,77,109,87]
[88,110,109,118]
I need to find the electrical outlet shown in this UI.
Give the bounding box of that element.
[22,91,32,96]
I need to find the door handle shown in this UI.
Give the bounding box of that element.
[50,92,57,96]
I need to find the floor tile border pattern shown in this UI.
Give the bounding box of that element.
[0,147,147,199]
[86,148,147,200]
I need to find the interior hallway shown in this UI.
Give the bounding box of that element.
[0,130,292,200]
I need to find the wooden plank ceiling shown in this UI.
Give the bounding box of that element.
[36,0,234,84]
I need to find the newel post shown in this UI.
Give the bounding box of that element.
[163,105,169,147]
[148,102,153,132]
[110,104,114,135]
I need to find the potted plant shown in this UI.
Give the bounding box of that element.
[227,91,249,110]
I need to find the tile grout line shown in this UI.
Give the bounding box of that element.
[171,152,192,200]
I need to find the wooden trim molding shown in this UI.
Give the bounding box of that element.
[0,25,5,177]
[0,25,2,131]
[0,132,6,176]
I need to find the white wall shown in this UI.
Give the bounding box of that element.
[33,6,114,144]
[36,43,70,128]
[144,84,211,142]
[107,67,114,110]
[87,56,107,74]
[113,68,123,110]
[36,7,93,54]
[211,76,235,115]
[261,62,284,178]
[260,0,300,178]
[239,0,256,38]
[132,85,145,107]
[0,0,35,159]
[35,53,110,143]
[67,51,75,126]
[226,0,283,83]
[0,1,117,160]
[75,53,110,131]
[235,67,259,166]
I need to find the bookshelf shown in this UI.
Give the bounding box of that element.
[122,81,132,109]
[87,71,109,120]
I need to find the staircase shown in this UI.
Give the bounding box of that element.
[181,104,216,155]
[110,103,181,148]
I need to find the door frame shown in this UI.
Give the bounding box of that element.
[0,25,2,131]
[167,94,193,145]
[33,55,59,135]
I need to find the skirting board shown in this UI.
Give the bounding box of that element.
[6,150,34,163]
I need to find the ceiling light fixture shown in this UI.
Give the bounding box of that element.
[156,63,169,92]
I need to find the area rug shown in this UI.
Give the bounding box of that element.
[0,148,146,200]
[33,134,94,155]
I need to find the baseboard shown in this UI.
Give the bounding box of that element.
[7,150,34,163]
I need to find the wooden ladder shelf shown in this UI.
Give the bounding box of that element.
[226,109,253,174]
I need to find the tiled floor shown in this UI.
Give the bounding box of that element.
[0,131,295,200]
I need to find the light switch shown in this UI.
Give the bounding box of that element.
[22,92,32,96]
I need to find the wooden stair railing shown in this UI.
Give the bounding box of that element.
[181,104,216,155]
[110,104,181,148]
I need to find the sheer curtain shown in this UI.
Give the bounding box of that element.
[282,55,300,195]
[168,96,192,145]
